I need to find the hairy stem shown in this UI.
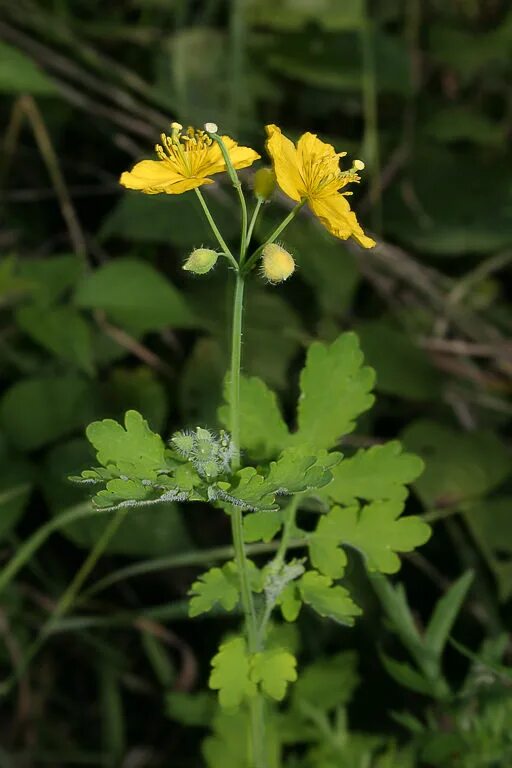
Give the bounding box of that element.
[229,271,268,767]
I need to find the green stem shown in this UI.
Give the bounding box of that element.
[246,198,263,251]
[0,503,111,596]
[194,187,238,270]
[208,132,249,263]
[81,539,307,601]
[230,273,245,467]
[228,270,267,768]
[257,498,300,648]
[243,200,306,274]
[47,509,127,624]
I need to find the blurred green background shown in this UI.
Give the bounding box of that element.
[1,1,512,766]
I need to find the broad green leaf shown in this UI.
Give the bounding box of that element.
[243,510,282,543]
[209,636,256,709]
[292,651,359,712]
[299,570,361,625]
[101,190,238,247]
[0,375,96,451]
[18,254,85,305]
[324,442,424,505]
[402,420,510,508]
[218,447,341,511]
[424,571,474,659]
[218,375,289,460]
[74,257,196,333]
[86,409,166,479]
[310,502,430,576]
[16,304,94,375]
[357,322,442,401]
[103,367,168,432]
[188,564,239,618]
[250,648,298,701]
[0,41,57,95]
[290,333,375,450]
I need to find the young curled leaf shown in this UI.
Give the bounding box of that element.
[299,571,361,626]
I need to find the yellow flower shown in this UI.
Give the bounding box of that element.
[265,124,375,248]
[120,123,260,195]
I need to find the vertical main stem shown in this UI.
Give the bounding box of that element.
[229,271,267,768]
[230,272,245,470]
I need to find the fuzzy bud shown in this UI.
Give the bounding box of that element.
[253,167,276,201]
[183,247,218,275]
[261,243,295,284]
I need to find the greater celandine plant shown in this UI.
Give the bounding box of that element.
[73,121,431,767]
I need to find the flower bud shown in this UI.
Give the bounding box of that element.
[253,167,276,201]
[261,243,295,284]
[183,247,218,275]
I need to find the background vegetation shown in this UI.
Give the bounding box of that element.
[1,0,512,766]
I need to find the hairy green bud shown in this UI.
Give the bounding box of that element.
[183,248,218,275]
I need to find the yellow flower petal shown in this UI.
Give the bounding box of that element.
[120,159,212,194]
[204,137,261,176]
[265,124,305,202]
[310,194,376,248]
[297,132,346,196]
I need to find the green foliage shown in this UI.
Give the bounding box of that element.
[299,570,361,625]
[219,375,289,460]
[323,441,424,505]
[357,322,443,401]
[74,257,196,333]
[189,563,239,617]
[402,420,510,508]
[5,1,512,762]
[0,375,96,451]
[0,41,57,94]
[310,501,430,576]
[251,648,298,701]
[290,333,375,449]
[216,447,341,511]
[16,304,95,375]
[209,636,257,709]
